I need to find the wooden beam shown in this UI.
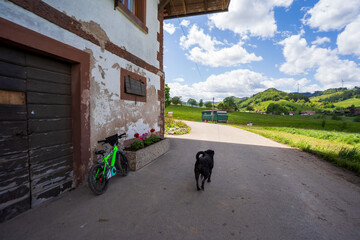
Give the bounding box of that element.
[158,0,171,11]
[182,0,187,14]
[204,0,208,11]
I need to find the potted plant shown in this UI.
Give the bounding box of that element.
[124,129,170,171]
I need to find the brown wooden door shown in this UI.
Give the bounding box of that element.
[0,45,30,222]
[0,44,74,221]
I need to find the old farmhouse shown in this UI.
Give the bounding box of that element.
[0,0,230,221]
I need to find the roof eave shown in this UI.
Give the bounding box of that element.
[163,8,229,20]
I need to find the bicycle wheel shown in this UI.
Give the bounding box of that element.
[116,152,129,176]
[88,163,109,195]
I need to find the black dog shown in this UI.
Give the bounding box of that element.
[194,150,215,191]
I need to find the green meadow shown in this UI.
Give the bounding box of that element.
[165,105,360,173]
[165,105,360,133]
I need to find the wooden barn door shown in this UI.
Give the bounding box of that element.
[0,45,30,222]
[0,44,74,221]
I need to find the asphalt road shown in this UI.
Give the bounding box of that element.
[1,121,360,240]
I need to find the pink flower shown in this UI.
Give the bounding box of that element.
[140,136,145,141]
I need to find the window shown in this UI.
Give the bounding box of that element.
[124,76,145,96]
[120,68,147,102]
[116,0,147,33]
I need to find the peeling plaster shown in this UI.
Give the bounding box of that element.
[98,65,105,79]
[126,64,146,77]
[78,20,110,52]
[112,63,120,70]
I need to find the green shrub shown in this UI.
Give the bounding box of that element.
[130,140,144,150]
[149,134,160,143]
[165,117,191,135]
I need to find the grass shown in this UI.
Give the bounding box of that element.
[166,105,360,133]
[310,92,342,102]
[234,126,360,174]
[260,127,360,146]
[333,98,360,108]
[166,105,205,122]
[165,105,360,174]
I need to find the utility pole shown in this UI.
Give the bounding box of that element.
[297,83,300,93]
[341,78,344,88]
[212,97,214,122]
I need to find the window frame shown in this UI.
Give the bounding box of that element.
[120,68,147,102]
[115,0,148,33]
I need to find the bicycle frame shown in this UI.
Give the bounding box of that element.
[96,145,119,180]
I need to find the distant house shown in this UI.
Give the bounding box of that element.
[301,111,316,115]
[355,108,360,115]
[334,110,345,114]
[289,112,294,116]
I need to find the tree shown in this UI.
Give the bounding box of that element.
[266,103,288,115]
[171,96,182,105]
[217,103,225,110]
[223,97,237,110]
[246,105,254,111]
[165,84,171,107]
[204,102,212,108]
[187,98,197,107]
[199,99,204,107]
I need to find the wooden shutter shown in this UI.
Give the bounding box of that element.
[124,76,145,96]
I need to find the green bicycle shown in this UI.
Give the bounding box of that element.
[88,133,130,195]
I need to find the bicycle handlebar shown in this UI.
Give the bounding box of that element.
[97,133,126,144]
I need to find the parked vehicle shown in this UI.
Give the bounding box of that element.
[88,133,129,195]
[202,110,228,123]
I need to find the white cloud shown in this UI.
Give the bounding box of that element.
[173,77,185,83]
[169,69,267,101]
[180,25,262,67]
[337,16,360,56]
[303,0,360,31]
[279,34,360,88]
[180,25,222,51]
[164,22,176,35]
[168,69,314,102]
[209,0,293,38]
[180,20,190,27]
[311,36,330,46]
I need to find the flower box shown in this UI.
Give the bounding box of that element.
[124,138,170,171]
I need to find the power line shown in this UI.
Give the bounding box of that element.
[177,19,203,82]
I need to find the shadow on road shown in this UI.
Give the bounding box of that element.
[1,138,360,240]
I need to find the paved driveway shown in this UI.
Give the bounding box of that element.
[1,121,360,240]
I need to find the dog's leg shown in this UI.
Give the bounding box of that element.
[195,170,201,191]
[208,169,212,183]
[201,174,208,191]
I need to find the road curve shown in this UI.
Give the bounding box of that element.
[0,121,359,240]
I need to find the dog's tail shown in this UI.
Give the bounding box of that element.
[196,151,205,164]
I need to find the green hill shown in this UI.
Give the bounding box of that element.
[310,87,360,103]
[215,87,359,114]
[237,88,311,113]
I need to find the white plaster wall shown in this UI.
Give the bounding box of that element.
[0,0,162,150]
[43,0,160,68]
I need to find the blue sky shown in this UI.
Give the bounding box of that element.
[163,0,360,102]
